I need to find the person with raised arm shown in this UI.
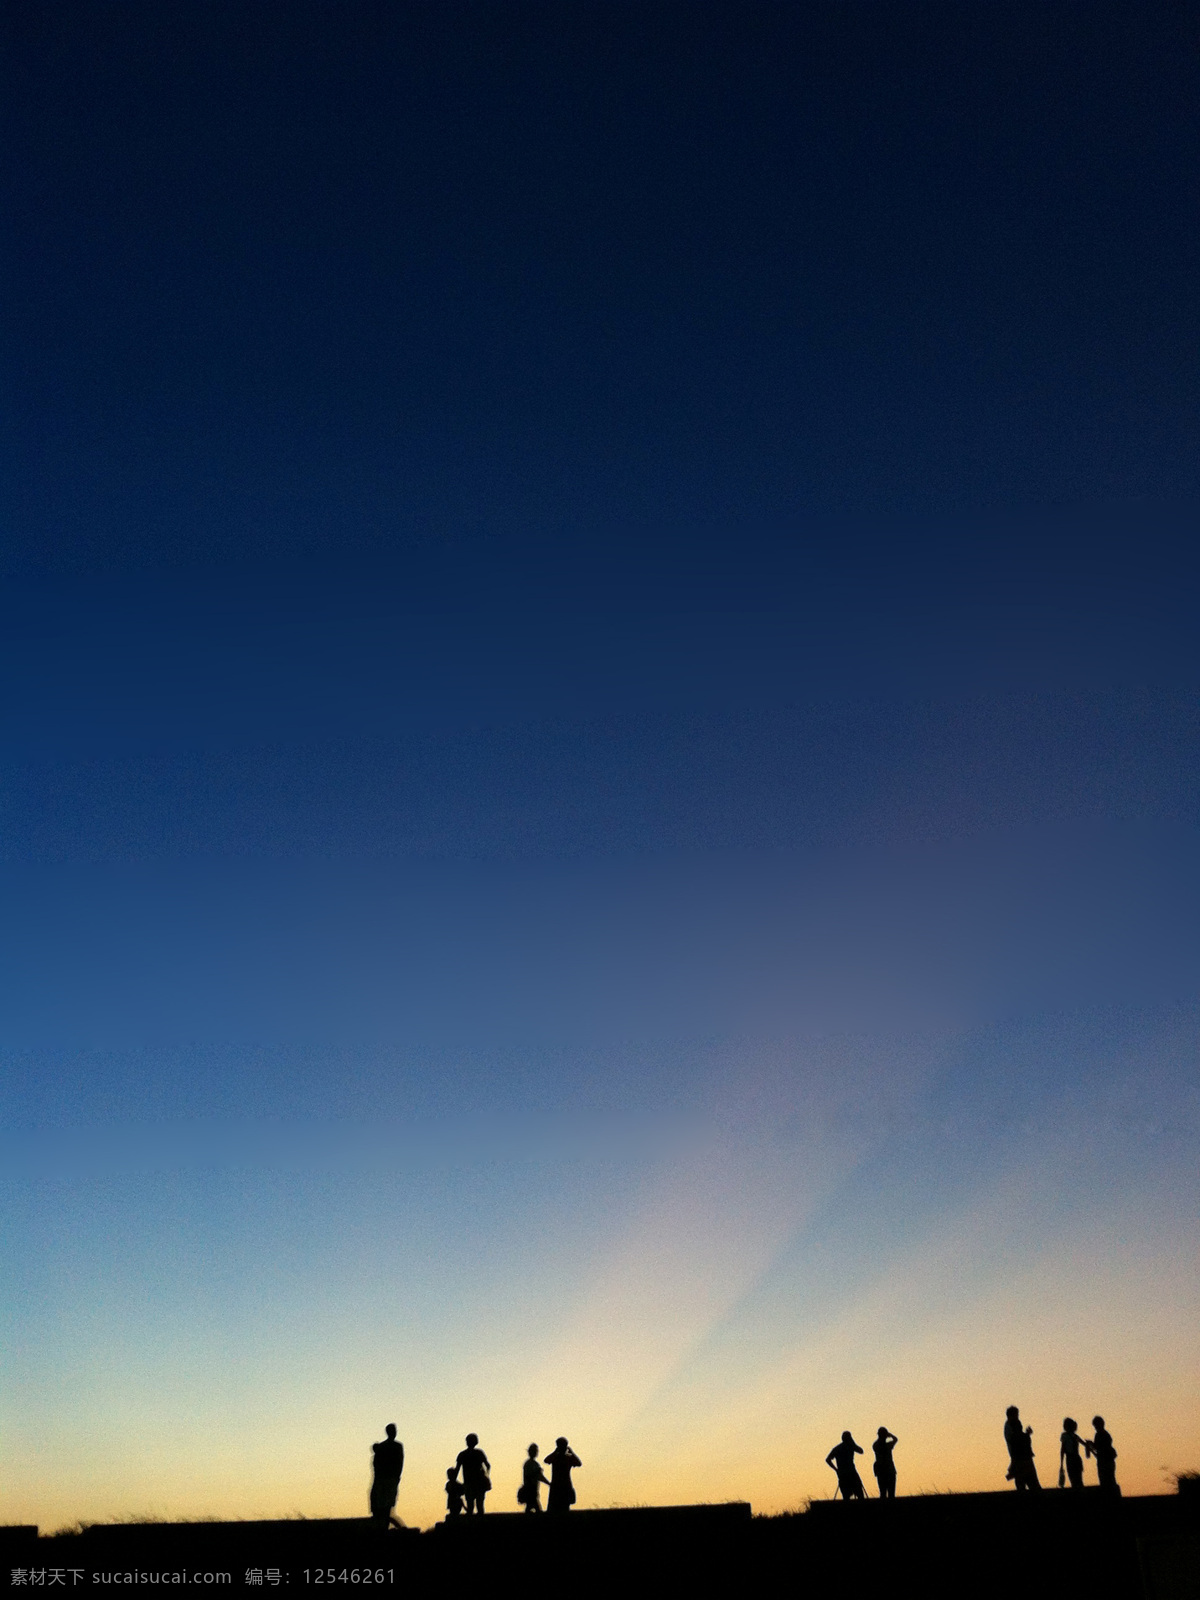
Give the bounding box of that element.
[1086,1416,1120,1493]
[872,1427,899,1498]
[825,1432,867,1500]
[545,1436,582,1513]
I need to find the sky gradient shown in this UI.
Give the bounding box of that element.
[3,1,1199,1530]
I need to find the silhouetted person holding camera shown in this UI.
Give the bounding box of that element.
[444,1467,466,1519]
[456,1433,492,1515]
[1004,1406,1041,1491]
[545,1437,582,1513]
[518,1443,551,1513]
[826,1432,866,1499]
[1059,1418,1086,1489]
[1087,1416,1119,1493]
[370,1424,404,1529]
[872,1427,899,1498]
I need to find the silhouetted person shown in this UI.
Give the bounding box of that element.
[872,1427,899,1499]
[518,1443,550,1513]
[825,1432,866,1500]
[370,1424,404,1529]
[1087,1416,1119,1493]
[1004,1406,1041,1491]
[444,1467,466,1519]
[455,1433,491,1515]
[1059,1418,1086,1490]
[544,1437,582,1513]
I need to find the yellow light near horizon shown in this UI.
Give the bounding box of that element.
[6,1187,1196,1535]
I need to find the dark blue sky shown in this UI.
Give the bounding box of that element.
[9,1,1200,575]
[4,0,1199,1100]
[4,0,1200,1108]
[7,2,1200,827]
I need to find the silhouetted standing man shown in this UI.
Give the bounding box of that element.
[1087,1416,1119,1493]
[872,1427,899,1498]
[456,1433,491,1515]
[370,1424,404,1529]
[825,1432,867,1500]
[545,1437,582,1513]
[1004,1406,1041,1491]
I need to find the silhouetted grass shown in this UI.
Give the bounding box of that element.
[48,1513,237,1536]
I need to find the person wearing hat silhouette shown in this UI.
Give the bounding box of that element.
[544,1437,582,1513]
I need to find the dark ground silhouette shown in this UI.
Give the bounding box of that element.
[15,1490,1197,1600]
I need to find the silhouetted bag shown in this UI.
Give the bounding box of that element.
[481,1474,492,1492]
[516,1485,528,1505]
[1058,1466,1066,1488]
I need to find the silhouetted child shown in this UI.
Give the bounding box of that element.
[872,1427,899,1499]
[825,1432,866,1500]
[1086,1416,1119,1493]
[445,1467,466,1518]
[518,1443,550,1513]
[1004,1405,1041,1491]
[1059,1418,1086,1489]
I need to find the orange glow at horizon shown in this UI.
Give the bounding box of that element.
[4,1095,1196,1535]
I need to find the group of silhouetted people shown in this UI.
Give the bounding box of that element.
[370,1425,581,1526]
[825,1428,898,1499]
[374,1404,1120,1526]
[1004,1407,1119,1493]
[823,1410,1119,1502]
[514,1439,582,1514]
[443,1434,580,1517]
